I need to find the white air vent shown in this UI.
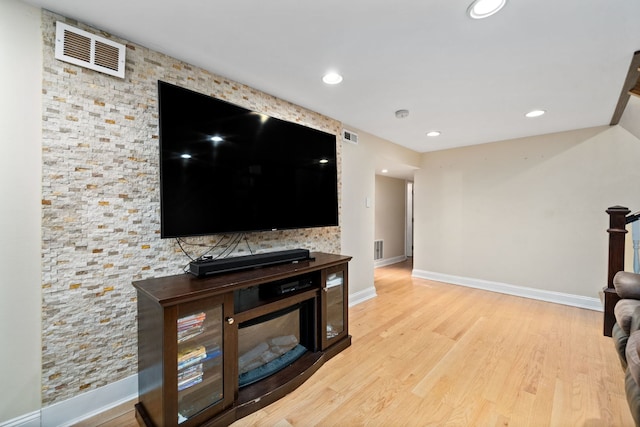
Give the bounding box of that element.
[342,129,359,144]
[55,22,126,79]
[374,240,383,260]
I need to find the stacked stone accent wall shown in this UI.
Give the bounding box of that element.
[41,11,341,405]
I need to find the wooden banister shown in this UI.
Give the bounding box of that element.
[610,51,640,125]
[604,205,631,336]
[626,211,640,225]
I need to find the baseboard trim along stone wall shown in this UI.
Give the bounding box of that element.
[0,374,136,427]
[3,285,377,426]
[40,375,138,427]
[7,270,599,426]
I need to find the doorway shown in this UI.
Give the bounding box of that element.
[406,182,414,257]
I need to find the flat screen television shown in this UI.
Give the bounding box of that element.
[158,81,339,238]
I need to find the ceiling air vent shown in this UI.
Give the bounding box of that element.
[342,129,359,144]
[55,22,126,79]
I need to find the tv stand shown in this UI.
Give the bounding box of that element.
[133,252,351,427]
[188,248,312,277]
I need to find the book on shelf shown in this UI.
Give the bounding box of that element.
[326,274,343,288]
[177,312,206,342]
[178,363,204,391]
[178,345,207,370]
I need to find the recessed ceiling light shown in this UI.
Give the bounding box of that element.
[322,72,343,85]
[426,131,441,137]
[319,158,329,164]
[381,169,389,173]
[467,0,507,19]
[180,154,192,159]
[525,110,546,118]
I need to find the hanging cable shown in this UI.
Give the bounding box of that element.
[175,238,195,261]
[244,234,254,255]
[215,233,242,259]
[197,235,231,260]
[176,235,234,262]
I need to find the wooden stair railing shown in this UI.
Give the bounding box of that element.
[603,206,640,336]
[610,51,640,125]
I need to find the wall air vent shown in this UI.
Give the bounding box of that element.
[342,129,359,144]
[374,240,383,260]
[55,22,126,79]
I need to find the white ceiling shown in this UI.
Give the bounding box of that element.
[22,0,640,154]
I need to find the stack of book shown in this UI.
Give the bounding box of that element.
[177,312,206,342]
[177,345,207,391]
[178,345,207,371]
[178,362,204,391]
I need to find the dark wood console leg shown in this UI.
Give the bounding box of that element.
[135,403,153,427]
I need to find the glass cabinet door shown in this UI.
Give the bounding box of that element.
[176,301,225,424]
[323,267,346,347]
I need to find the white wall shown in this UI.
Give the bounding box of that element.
[0,3,422,419]
[375,175,406,261]
[5,0,637,420]
[340,136,376,300]
[0,0,43,422]
[413,124,640,299]
[341,127,420,302]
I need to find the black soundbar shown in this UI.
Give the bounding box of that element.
[188,249,312,278]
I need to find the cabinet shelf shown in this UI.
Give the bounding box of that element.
[326,274,343,289]
[234,288,319,324]
[178,367,222,397]
[177,328,221,347]
[233,272,319,313]
[133,252,351,427]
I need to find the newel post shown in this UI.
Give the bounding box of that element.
[603,205,631,336]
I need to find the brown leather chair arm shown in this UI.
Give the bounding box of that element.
[614,271,640,299]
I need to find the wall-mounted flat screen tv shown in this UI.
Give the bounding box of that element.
[158,81,339,238]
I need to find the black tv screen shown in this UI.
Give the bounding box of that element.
[158,81,339,238]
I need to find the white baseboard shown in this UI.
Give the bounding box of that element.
[40,374,137,427]
[0,411,40,427]
[2,374,137,427]
[6,286,377,427]
[5,271,600,426]
[349,286,377,307]
[374,255,407,268]
[412,269,603,312]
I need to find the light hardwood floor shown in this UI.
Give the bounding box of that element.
[79,260,633,426]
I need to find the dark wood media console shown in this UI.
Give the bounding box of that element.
[132,252,352,426]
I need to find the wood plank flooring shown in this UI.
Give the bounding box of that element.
[79,259,633,426]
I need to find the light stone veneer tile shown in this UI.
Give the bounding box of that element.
[41,11,342,405]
